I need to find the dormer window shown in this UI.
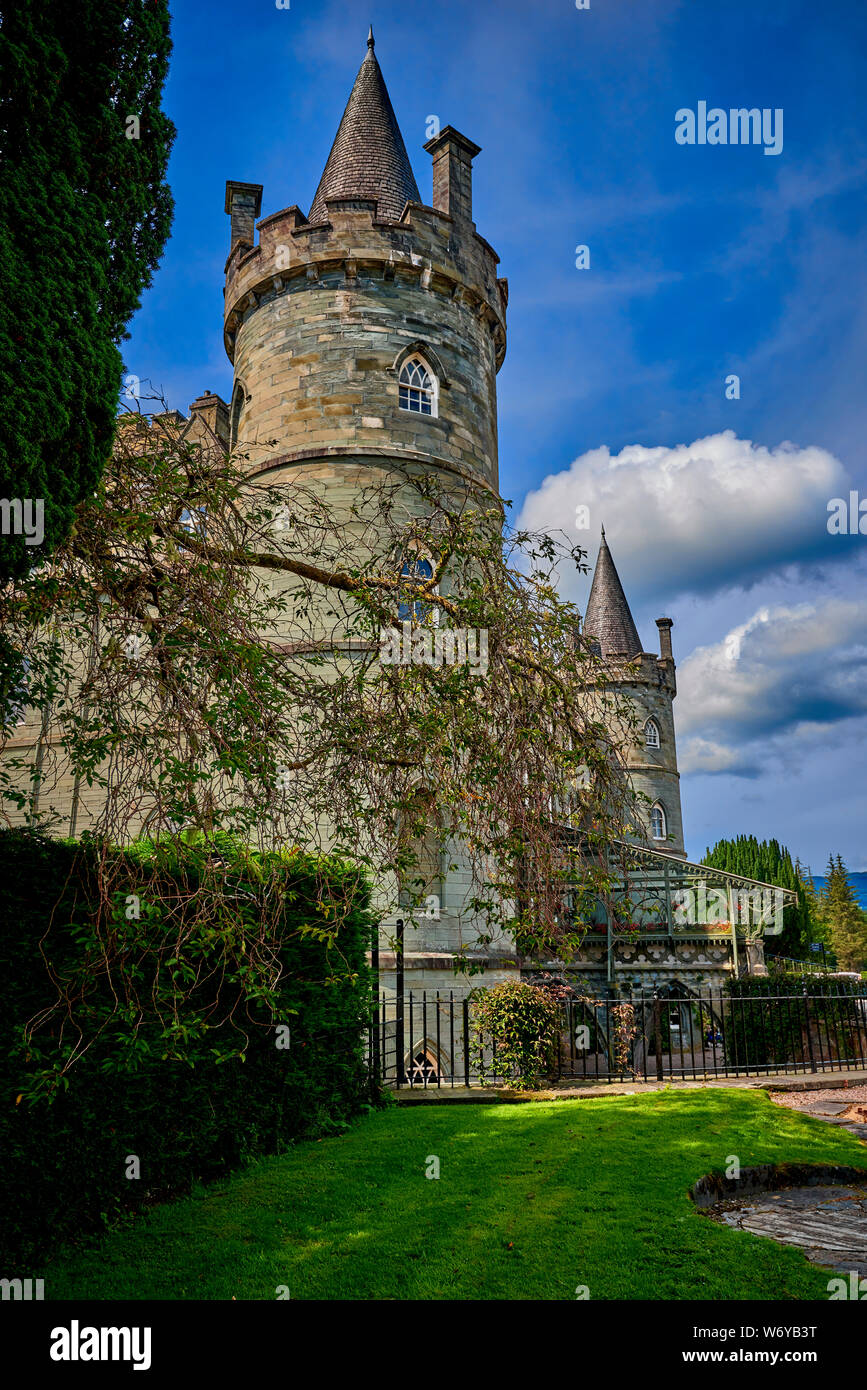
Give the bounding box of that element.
[644,718,660,748]
[399,356,437,416]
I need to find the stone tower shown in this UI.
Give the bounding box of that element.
[223,29,507,488]
[583,528,685,857]
[222,31,513,1000]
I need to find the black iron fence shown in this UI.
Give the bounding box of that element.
[368,985,867,1089]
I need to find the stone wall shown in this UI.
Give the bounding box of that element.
[225,202,506,489]
[599,650,685,856]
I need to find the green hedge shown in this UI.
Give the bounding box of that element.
[724,974,867,1070]
[0,828,375,1269]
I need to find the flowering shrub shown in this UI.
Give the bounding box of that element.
[469,979,562,1090]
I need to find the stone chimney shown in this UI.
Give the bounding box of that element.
[656,617,674,663]
[423,126,481,223]
[188,391,230,447]
[225,181,263,252]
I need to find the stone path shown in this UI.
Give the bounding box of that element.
[699,1086,867,1278]
[768,1083,867,1142]
[718,1185,867,1277]
[392,1068,867,1104]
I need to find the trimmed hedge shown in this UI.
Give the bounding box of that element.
[724,973,867,1070]
[0,829,375,1269]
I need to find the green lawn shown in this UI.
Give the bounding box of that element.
[45,1089,867,1301]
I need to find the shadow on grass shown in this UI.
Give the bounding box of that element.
[44,1089,867,1302]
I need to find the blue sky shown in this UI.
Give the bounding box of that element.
[127,0,867,871]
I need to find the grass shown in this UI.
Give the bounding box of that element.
[45,1088,867,1301]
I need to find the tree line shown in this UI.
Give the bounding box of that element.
[703,835,867,972]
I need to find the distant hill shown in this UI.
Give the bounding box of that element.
[812,873,867,911]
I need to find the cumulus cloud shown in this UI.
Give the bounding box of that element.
[518,431,849,601]
[676,598,867,775]
[678,737,753,776]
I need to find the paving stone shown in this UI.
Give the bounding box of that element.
[719,1185,867,1277]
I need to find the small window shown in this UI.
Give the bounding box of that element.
[407,1049,441,1084]
[644,718,660,748]
[4,656,30,728]
[650,803,666,840]
[398,552,437,625]
[399,356,437,416]
[230,381,246,449]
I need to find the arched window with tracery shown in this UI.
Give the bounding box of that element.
[406,1047,444,1085]
[644,718,660,748]
[650,802,667,840]
[398,355,437,416]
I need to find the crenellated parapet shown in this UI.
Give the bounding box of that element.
[222,130,508,486]
[223,198,507,369]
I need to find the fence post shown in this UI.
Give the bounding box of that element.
[463,996,471,1087]
[652,993,664,1081]
[803,986,818,1074]
[370,920,381,1091]
[395,918,406,1086]
[641,993,649,1081]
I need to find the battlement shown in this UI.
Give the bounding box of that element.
[223,197,507,369]
[602,649,677,696]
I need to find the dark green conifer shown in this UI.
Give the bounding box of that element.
[0,1,174,583]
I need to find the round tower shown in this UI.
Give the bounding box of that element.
[222,30,507,499]
[221,33,514,1022]
[583,529,685,857]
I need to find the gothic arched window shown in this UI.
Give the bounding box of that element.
[650,802,667,840]
[398,549,437,625]
[407,1047,443,1085]
[230,380,246,449]
[398,355,437,416]
[644,718,660,748]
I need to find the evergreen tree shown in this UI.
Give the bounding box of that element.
[795,858,833,961]
[823,854,867,972]
[702,835,812,957]
[0,1,174,583]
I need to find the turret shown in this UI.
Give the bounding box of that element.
[584,529,685,856]
[218,32,513,995]
[221,30,507,487]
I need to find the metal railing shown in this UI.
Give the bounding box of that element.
[368,984,867,1089]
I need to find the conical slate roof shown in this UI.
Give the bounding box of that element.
[307,29,421,226]
[583,529,643,659]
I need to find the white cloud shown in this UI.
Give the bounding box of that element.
[678,737,747,775]
[675,598,867,775]
[518,431,848,601]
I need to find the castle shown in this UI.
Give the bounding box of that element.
[214,33,782,1004]
[5,34,788,1070]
